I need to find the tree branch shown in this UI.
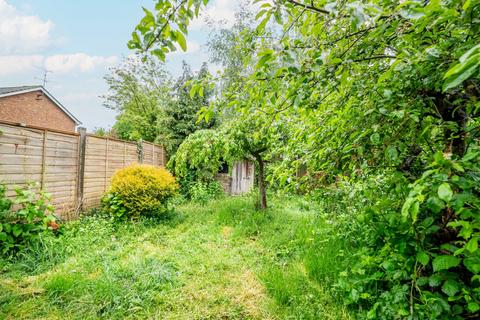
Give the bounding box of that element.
[284,0,330,15]
[352,55,397,62]
[145,0,188,51]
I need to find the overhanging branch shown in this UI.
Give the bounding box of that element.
[285,0,330,15]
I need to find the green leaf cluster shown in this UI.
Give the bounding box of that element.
[0,183,58,255]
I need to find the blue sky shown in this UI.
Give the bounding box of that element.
[0,0,237,130]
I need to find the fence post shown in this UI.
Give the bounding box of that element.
[76,127,87,212]
[137,139,144,164]
[104,138,109,191]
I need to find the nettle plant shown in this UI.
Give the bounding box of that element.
[0,183,57,255]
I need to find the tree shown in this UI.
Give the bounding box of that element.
[103,55,171,142]
[173,111,284,209]
[221,113,283,209]
[158,61,216,154]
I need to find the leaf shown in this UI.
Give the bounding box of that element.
[416,251,430,266]
[12,224,22,237]
[464,257,480,274]
[438,183,453,202]
[468,302,480,313]
[256,12,271,32]
[189,85,197,98]
[432,255,461,272]
[441,279,460,297]
[426,196,444,214]
[370,133,380,145]
[386,145,398,162]
[151,49,166,61]
[459,43,480,64]
[443,54,480,92]
[429,273,442,287]
[256,53,272,68]
[176,31,187,51]
[466,238,478,253]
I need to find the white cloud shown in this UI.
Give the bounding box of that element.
[0,0,54,54]
[190,0,237,30]
[45,53,118,74]
[0,53,118,76]
[0,55,43,76]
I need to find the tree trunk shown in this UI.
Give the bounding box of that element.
[254,154,267,209]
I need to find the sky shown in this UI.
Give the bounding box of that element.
[0,0,238,131]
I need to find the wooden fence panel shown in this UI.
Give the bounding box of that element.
[44,131,79,215]
[83,135,107,209]
[0,124,44,189]
[0,122,166,218]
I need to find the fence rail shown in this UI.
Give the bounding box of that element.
[0,121,166,219]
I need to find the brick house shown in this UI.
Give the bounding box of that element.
[0,86,81,132]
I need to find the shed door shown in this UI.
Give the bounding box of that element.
[231,161,254,194]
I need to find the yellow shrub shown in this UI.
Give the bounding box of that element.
[104,164,178,219]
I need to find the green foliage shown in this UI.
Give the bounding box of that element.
[103,56,170,142]
[0,183,58,255]
[306,152,480,319]
[400,150,480,317]
[131,0,480,317]
[157,61,216,154]
[104,56,216,156]
[172,129,225,181]
[102,164,178,220]
[189,180,223,205]
[128,1,207,60]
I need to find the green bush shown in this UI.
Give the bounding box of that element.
[308,150,480,319]
[0,183,59,255]
[102,164,179,220]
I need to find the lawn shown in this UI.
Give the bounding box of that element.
[0,196,350,319]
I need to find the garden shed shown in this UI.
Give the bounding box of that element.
[216,160,254,195]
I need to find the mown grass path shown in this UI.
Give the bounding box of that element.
[1,197,349,319]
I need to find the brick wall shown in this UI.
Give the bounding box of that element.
[0,91,76,132]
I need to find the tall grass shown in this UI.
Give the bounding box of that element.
[1,195,351,319]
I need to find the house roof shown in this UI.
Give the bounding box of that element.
[0,85,82,125]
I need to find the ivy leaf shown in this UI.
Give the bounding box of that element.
[441,279,460,297]
[432,255,461,272]
[438,183,453,202]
